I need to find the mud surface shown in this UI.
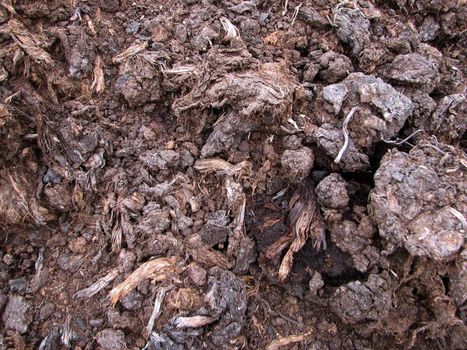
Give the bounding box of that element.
[0,1,466,349]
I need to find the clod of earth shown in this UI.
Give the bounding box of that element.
[2,295,32,334]
[370,141,466,261]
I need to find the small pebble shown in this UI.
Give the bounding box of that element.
[3,254,13,266]
[8,278,28,293]
[187,263,207,286]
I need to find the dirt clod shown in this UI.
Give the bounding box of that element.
[384,53,439,89]
[2,295,31,334]
[281,147,315,184]
[370,142,466,261]
[315,173,349,209]
[96,328,128,350]
[331,273,393,335]
[187,263,207,287]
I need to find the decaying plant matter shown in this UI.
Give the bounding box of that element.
[265,184,326,281]
[0,19,53,64]
[1,1,466,349]
[109,257,181,306]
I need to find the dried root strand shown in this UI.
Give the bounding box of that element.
[61,314,73,347]
[334,107,359,164]
[38,327,60,350]
[194,158,232,172]
[220,17,239,41]
[266,331,314,350]
[280,187,325,281]
[142,332,167,350]
[111,219,122,254]
[35,247,45,271]
[0,91,19,127]
[0,19,53,64]
[282,0,289,16]
[91,55,105,94]
[290,3,303,27]
[0,0,16,14]
[264,185,326,282]
[109,257,180,306]
[161,65,201,84]
[161,65,197,75]
[174,315,217,328]
[112,40,148,63]
[0,170,31,225]
[27,247,48,293]
[449,207,467,231]
[382,129,422,146]
[83,14,97,36]
[142,51,170,66]
[146,285,173,336]
[194,158,251,177]
[73,268,119,300]
[189,243,232,270]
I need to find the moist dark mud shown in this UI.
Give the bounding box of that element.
[0,1,466,349]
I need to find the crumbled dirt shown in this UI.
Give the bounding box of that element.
[0,1,466,349]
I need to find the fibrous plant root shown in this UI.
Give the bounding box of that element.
[109,257,180,306]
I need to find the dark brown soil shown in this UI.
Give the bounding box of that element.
[0,1,466,349]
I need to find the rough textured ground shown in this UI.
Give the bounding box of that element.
[0,0,466,349]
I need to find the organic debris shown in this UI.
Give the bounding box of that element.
[220,17,239,41]
[91,55,105,94]
[265,184,326,281]
[74,269,119,300]
[334,107,358,164]
[1,1,466,349]
[109,257,180,306]
[266,331,314,350]
[112,40,149,64]
[0,19,53,64]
